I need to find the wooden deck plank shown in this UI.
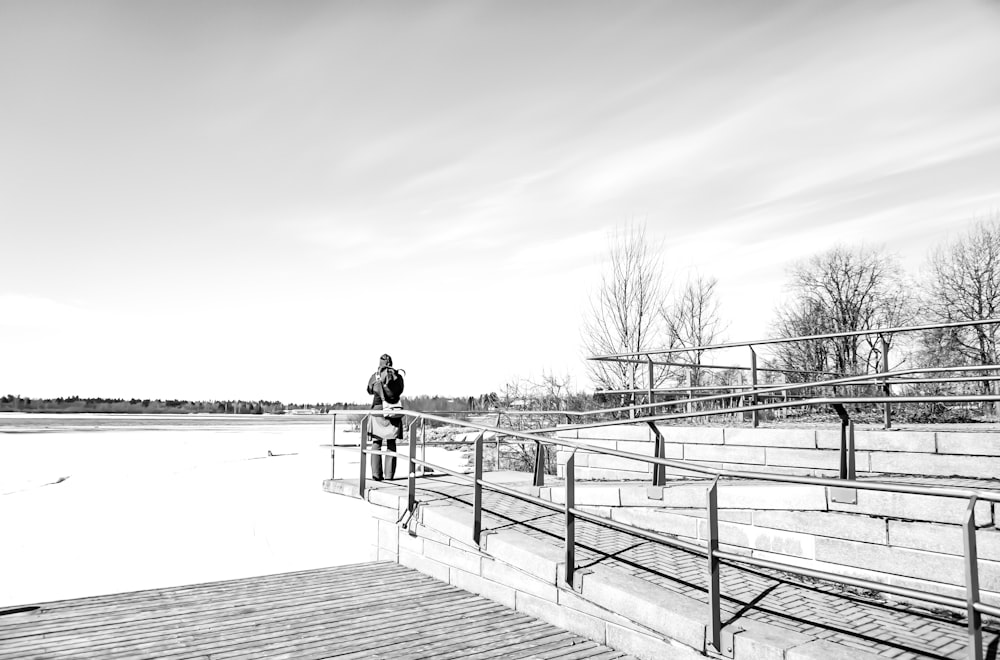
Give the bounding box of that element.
[0,563,631,660]
[0,572,442,653]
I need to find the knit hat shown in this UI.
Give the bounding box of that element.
[379,354,393,368]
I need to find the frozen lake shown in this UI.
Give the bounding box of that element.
[0,413,466,606]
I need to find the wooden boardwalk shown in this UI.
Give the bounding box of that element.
[0,562,633,660]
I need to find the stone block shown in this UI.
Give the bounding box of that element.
[587,453,654,474]
[685,444,766,465]
[936,432,1000,456]
[620,486,681,507]
[718,484,827,511]
[888,520,1000,561]
[398,547,450,582]
[787,639,884,659]
[576,467,649,481]
[557,588,639,630]
[397,528,423,554]
[376,548,398,562]
[611,507,700,539]
[369,502,403,523]
[697,520,816,559]
[421,504,478,545]
[870,452,1000,478]
[817,429,935,453]
[367,487,405,511]
[620,439,683,459]
[449,567,516,609]
[482,529,564,583]
[423,537,484,575]
[753,510,887,545]
[515,590,607,644]
[724,428,816,449]
[662,426,724,445]
[815,538,969,588]
[578,565,705,651]
[830,489,992,526]
[554,428,578,440]
[766,448,843,470]
[481,557,559,601]
[733,618,814,660]
[606,623,703,660]
[548,484,622,506]
[578,424,650,441]
[663,507,753,524]
[377,519,399,554]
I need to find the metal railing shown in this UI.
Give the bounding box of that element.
[331,392,1000,660]
[589,318,1000,429]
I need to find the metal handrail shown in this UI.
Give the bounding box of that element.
[330,390,1000,658]
[589,318,1000,361]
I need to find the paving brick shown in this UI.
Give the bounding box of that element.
[787,639,886,659]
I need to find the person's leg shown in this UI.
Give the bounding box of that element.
[384,436,397,480]
[370,438,384,480]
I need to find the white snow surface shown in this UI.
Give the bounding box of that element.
[0,415,467,606]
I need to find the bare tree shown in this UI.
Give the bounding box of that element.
[923,214,1000,395]
[661,274,727,388]
[581,223,667,408]
[772,244,914,379]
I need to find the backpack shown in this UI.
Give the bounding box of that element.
[376,366,405,418]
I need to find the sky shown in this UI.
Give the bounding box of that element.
[2,1,999,404]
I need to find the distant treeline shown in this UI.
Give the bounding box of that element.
[0,394,493,415]
[0,395,368,415]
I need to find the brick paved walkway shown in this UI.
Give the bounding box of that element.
[385,474,1000,660]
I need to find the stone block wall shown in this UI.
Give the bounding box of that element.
[554,424,1000,482]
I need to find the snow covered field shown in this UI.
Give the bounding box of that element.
[0,414,466,607]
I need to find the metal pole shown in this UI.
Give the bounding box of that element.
[533,439,546,487]
[473,432,484,545]
[750,346,759,428]
[963,496,983,660]
[647,356,655,417]
[648,421,665,487]
[359,415,369,497]
[707,476,721,652]
[881,335,892,430]
[420,417,427,473]
[565,451,576,587]
[407,419,418,513]
[848,420,856,480]
[331,414,337,479]
[833,404,849,480]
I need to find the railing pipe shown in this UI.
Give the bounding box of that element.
[533,439,546,487]
[647,421,665,487]
[881,335,892,430]
[589,318,1000,360]
[750,346,759,428]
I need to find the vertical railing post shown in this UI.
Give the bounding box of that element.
[420,417,427,473]
[647,356,655,416]
[407,419,418,513]
[331,413,337,479]
[963,496,983,660]
[359,415,369,496]
[881,334,892,430]
[533,440,546,487]
[847,420,856,480]
[647,421,665,486]
[473,432,484,545]
[565,450,576,587]
[706,476,721,652]
[750,346,759,428]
